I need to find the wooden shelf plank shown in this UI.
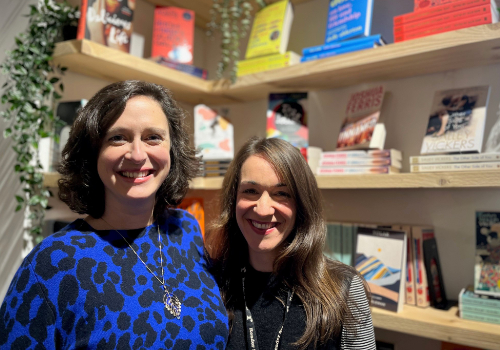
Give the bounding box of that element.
[216,23,500,102]
[43,171,500,189]
[372,305,500,350]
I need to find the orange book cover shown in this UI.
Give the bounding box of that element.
[151,7,195,65]
[178,198,205,239]
[415,0,461,12]
[394,12,493,42]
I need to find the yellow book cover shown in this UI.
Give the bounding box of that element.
[245,0,294,59]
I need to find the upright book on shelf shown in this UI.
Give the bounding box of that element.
[325,0,374,43]
[475,212,500,297]
[77,0,134,53]
[420,85,491,154]
[355,227,407,312]
[245,0,294,59]
[412,226,433,307]
[267,93,308,150]
[194,105,234,161]
[336,85,386,150]
[151,6,195,64]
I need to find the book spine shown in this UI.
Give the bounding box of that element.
[394,4,491,35]
[320,149,402,160]
[412,227,431,307]
[461,295,500,308]
[411,161,500,172]
[462,304,500,316]
[301,41,375,62]
[395,0,491,25]
[238,53,290,68]
[410,153,500,164]
[414,0,458,12]
[394,12,493,42]
[395,225,417,306]
[319,158,398,167]
[461,311,500,324]
[237,60,294,76]
[302,34,382,55]
[156,59,208,80]
[342,224,353,266]
[77,0,88,40]
[317,166,397,175]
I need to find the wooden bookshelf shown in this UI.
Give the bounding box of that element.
[372,305,500,350]
[43,171,500,189]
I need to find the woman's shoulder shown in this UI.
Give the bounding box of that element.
[325,259,360,287]
[163,208,204,245]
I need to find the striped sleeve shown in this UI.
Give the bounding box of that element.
[340,275,376,350]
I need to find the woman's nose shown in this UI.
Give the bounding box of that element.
[125,139,146,163]
[254,192,275,216]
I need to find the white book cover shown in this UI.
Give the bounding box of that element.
[194,104,234,161]
[410,153,500,164]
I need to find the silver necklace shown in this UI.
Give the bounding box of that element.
[100,218,182,319]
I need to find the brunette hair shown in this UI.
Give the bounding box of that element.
[58,80,199,220]
[206,137,369,349]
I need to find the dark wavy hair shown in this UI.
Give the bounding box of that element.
[58,80,200,220]
[206,137,369,349]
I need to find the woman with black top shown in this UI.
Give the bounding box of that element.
[207,137,376,350]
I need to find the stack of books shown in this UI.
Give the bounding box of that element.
[316,149,402,175]
[237,0,298,77]
[394,0,499,43]
[410,153,500,173]
[199,159,231,177]
[459,285,500,325]
[150,56,207,79]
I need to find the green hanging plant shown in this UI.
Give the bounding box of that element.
[207,0,267,82]
[1,0,78,246]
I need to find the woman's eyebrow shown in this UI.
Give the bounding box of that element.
[240,180,287,187]
[106,126,168,136]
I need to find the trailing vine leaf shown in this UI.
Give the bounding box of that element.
[1,0,78,245]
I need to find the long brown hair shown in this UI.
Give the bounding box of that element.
[206,137,367,349]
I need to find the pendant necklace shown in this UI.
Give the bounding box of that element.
[101,217,182,319]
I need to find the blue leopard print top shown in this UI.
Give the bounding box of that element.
[0,209,228,349]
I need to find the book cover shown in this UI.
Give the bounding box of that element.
[194,105,234,161]
[325,0,374,43]
[410,153,500,164]
[320,149,402,160]
[302,34,384,56]
[77,0,134,53]
[245,0,294,59]
[394,225,417,306]
[411,161,500,172]
[300,40,378,62]
[423,235,448,308]
[317,165,400,175]
[267,93,308,150]
[318,157,402,168]
[420,85,490,154]
[336,85,386,150]
[412,226,433,307]
[475,212,500,297]
[151,7,195,64]
[150,56,207,79]
[177,198,205,238]
[355,227,407,312]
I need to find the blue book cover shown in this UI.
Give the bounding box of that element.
[325,0,374,44]
[302,34,383,56]
[301,40,376,62]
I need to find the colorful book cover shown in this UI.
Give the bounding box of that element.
[300,40,377,62]
[150,56,207,79]
[320,149,402,160]
[336,85,385,150]
[318,157,401,168]
[412,226,432,307]
[317,165,400,175]
[194,105,234,161]
[325,0,374,43]
[151,7,195,64]
[177,198,205,238]
[302,34,384,55]
[420,85,490,154]
[355,227,407,312]
[475,212,500,297]
[267,93,308,150]
[245,0,294,59]
[77,0,134,53]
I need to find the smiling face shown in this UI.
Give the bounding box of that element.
[97,95,171,210]
[236,155,296,271]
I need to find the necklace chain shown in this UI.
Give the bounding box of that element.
[100,217,182,319]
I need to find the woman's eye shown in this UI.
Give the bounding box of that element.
[242,188,258,194]
[146,134,163,143]
[276,191,291,198]
[108,135,125,143]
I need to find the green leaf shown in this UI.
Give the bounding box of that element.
[61,67,67,72]
[35,235,44,244]
[49,77,59,84]
[15,195,25,203]
[15,204,23,212]
[3,128,12,138]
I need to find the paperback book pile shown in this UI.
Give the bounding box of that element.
[316,149,402,175]
[394,0,499,43]
[410,153,500,172]
[459,285,500,325]
[199,160,231,178]
[237,0,299,77]
[301,0,385,62]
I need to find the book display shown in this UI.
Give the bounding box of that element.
[459,285,500,325]
[475,212,500,297]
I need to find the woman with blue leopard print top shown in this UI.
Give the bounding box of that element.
[0,81,228,349]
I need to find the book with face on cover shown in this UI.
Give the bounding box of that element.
[420,85,490,154]
[194,105,234,161]
[475,212,500,297]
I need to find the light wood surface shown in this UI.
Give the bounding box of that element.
[43,171,500,189]
[372,305,500,350]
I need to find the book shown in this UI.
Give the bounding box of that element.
[317,165,400,175]
[336,85,386,150]
[325,0,374,43]
[318,157,402,168]
[177,198,205,238]
[460,285,500,308]
[77,0,134,53]
[423,234,447,308]
[245,0,294,59]
[302,34,385,56]
[267,92,308,150]
[460,311,500,324]
[151,7,194,65]
[475,212,500,297]
[395,0,493,25]
[394,12,496,42]
[300,40,379,62]
[393,225,417,306]
[412,226,432,307]
[324,222,342,261]
[342,223,354,266]
[150,56,207,79]
[420,85,491,154]
[410,153,500,164]
[237,51,301,77]
[355,227,407,312]
[320,149,402,161]
[415,0,460,12]
[411,161,500,172]
[194,105,234,161]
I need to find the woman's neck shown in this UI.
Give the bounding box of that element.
[248,249,276,272]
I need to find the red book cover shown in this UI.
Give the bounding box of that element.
[77,0,135,53]
[151,7,195,65]
[414,0,460,12]
[394,4,492,34]
[395,0,491,25]
[394,12,493,42]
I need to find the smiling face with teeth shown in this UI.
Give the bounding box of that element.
[97,95,171,210]
[236,155,296,271]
